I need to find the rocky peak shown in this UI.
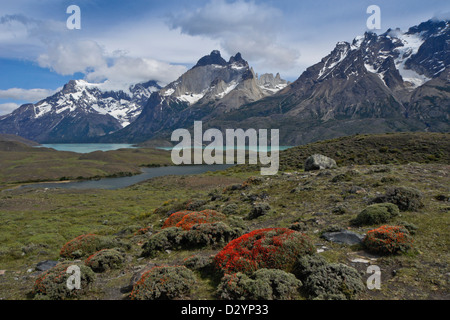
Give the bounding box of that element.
[193,50,227,69]
[229,52,248,68]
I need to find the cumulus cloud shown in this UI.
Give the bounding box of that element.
[168,0,300,70]
[0,103,20,115]
[0,88,57,101]
[1,14,188,90]
[85,56,187,90]
[37,40,107,75]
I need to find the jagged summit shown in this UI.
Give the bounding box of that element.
[100,51,289,142]
[193,50,227,68]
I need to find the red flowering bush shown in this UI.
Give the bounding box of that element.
[162,211,194,229]
[33,262,95,300]
[129,266,196,300]
[60,234,102,259]
[163,210,226,230]
[363,225,414,255]
[214,228,315,275]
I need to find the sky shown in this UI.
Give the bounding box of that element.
[0,0,449,115]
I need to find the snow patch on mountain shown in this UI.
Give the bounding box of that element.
[393,32,431,87]
[30,79,161,127]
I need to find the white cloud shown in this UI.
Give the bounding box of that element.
[168,0,300,72]
[85,56,187,90]
[0,14,189,90]
[0,88,57,101]
[0,103,20,115]
[37,40,107,75]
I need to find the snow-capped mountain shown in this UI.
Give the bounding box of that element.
[104,50,288,142]
[204,19,449,145]
[0,80,161,143]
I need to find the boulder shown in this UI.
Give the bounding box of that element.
[321,231,364,245]
[35,260,59,272]
[305,154,337,171]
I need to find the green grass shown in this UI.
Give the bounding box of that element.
[0,143,173,186]
[0,132,448,300]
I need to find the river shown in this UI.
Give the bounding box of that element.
[19,164,233,190]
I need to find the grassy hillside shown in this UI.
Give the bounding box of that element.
[0,142,172,186]
[0,132,448,300]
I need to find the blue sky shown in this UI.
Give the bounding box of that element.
[0,0,449,115]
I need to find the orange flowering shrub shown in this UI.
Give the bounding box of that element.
[214,228,315,275]
[363,225,413,255]
[162,210,226,230]
[59,234,102,258]
[162,211,194,229]
[129,266,196,300]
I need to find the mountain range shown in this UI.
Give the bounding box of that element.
[0,18,448,145]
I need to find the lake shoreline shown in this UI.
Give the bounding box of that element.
[13,164,235,191]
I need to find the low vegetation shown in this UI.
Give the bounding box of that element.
[0,132,448,300]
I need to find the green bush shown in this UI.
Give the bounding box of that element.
[293,255,364,300]
[141,222,243,257]
[292,254,328,280]
[141,227,183,257]
[246,202,271,220]
[183,254,214,271]
[352,203,400,226]
[222,203,239,215]
[85,249,126,273]
[372,187,424,211]
[303,263,364,300]
[217,269,302,300]
[59,234,127,259]
[183,222,243,247]
[130,266,196,300]
[33,262,95,300]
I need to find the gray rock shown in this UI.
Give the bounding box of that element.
[305,154,337,171]
[321,231,365,245]
[35,260,59,271]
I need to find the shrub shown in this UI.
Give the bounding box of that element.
[176,210,226,230]
[184,199,208,211]
[302,263,365,300]
[214,228,315,275]
[183,255,214,271]
[129,266,196,300]
[162,211,194,229]
[352,203,400,226]
[141,222,243,257]
[217,269,302,300]
[242,176,264,188]
[59,234,127,259]
[398,221,419,235]
[222,203,239,216]
[33,262,95,300]
[372,187,424,211]
[162,210,226,230]
[59,234,103,259]
[292,254,328,280]
[246,203,271,220]
[133,226,152,236]
[183,222,243,247]
[363,225,414,255]
[141,227,183,257]
[85,249,125,273]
